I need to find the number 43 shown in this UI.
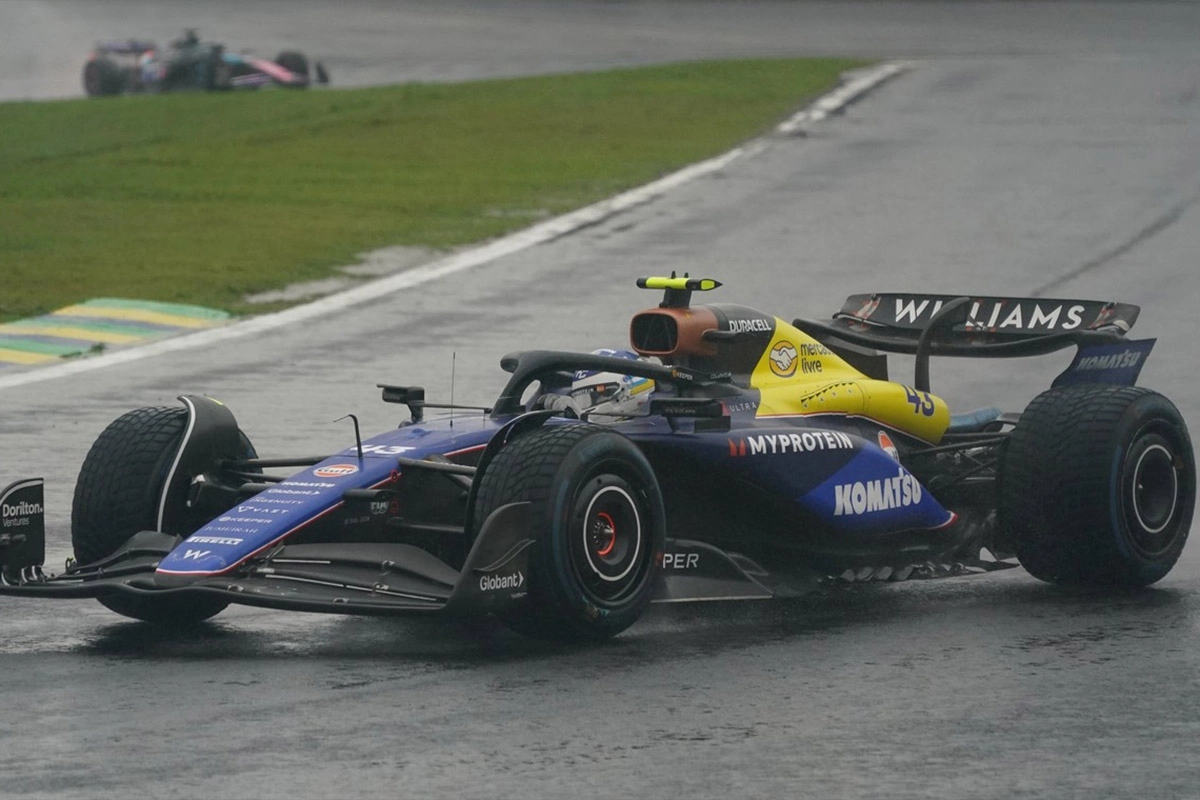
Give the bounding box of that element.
[904,386,935,417]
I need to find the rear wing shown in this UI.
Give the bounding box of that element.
[94,40,158,55]
[795,293,1148,391]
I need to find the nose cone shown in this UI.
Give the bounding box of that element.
[156,545,234,582]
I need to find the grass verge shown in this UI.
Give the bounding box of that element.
[0,58,864,322]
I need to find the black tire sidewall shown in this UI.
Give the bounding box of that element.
[535,433,663,634]
[83,58,123,96]
[275,50,309,78]
[206,48,232,90]
[71,405,256,624]
[1108,397,1195,575]
[473,424,665,641]
[72,406,188,564]
[1001,386,1195,586]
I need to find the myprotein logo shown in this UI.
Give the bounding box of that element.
[729,430,854,457]
[479,571,524,592]
[833,470,923,516]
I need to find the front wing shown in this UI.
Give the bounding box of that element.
[0,501,538,617]
[0,479,1016,616]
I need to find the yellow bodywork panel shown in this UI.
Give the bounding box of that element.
[750,318,951,443]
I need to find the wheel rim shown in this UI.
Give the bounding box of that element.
[1130,443,1178,533]
[570,475,646,604]
[1124,435,1182,554]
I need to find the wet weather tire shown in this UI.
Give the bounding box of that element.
[1000,385,1195,587]
[206,47,232,90]
[72,406,250,624]
[472,424,665,641]
[82,58,124,96]
[275,50,309,79]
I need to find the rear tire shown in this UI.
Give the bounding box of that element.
[82,58,124,96]
[471,424,664,641]
[72,406,254,624]
[1000,385,1195,587]
[275,50,309,79]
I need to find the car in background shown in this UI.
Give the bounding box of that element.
[82,29,330,96]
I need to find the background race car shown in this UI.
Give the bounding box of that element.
[82,29,330,96]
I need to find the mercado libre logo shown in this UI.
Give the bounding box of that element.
[313,463,359,478]
[769,341,799,378]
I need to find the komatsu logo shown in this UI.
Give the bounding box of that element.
[1077,350,1142,370]
[833,470,923,516]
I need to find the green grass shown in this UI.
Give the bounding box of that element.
[0,58,863,322]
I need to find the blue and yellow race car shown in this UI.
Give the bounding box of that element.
[1,278,1193,640]
[83,29,329,96]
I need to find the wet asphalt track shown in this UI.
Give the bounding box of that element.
[4,2,1200,798]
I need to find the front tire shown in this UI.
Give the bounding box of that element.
[72,406,253,624]
[206,47,232,90]
[471,424,665,641]
[1000,385,1195,587]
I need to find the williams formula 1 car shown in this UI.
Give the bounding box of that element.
[83,29,330,96]
[1,278,1194,640]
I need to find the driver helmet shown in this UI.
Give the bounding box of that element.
[140,50,162,81]
[541,349,655,420]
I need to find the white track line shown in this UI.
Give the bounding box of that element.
[775,61,910,136]
[0,61,910,391]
